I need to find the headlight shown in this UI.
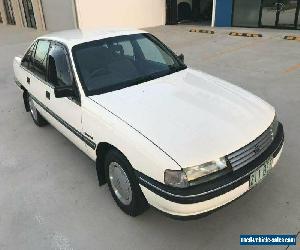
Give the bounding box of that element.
[164,170,189,188]
[183,157,228,182]
[164,157,228,188]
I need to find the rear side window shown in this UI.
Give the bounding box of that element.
[21,42,36,70]
[47,44,73,87]
[32,40,50,80]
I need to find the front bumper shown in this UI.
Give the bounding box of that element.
[137,122,284,218]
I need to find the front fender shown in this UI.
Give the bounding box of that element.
[82,97,181,183]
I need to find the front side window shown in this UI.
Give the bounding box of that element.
[47,44,72,87]
[32,40,50,80]
[72,33,186,96]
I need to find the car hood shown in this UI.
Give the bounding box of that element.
[90,69,275,168]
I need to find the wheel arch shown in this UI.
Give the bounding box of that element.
[96,142,130,186]
[22,87,30,112]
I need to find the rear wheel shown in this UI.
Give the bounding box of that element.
[105,149,149,216]
[27,94,47,127]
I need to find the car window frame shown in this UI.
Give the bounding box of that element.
[21,41,37,72]
[47,42,73,88]
[21,39,50,84]
[31,39,51,81]
[20,39,81,106]
[46,40,81,106]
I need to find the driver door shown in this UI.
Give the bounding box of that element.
[43,42,87,153]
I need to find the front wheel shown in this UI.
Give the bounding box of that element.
[27,94,47,127]
[105,149,149,216]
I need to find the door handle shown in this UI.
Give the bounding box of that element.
[27,77,30,84]
[46,91,50,100]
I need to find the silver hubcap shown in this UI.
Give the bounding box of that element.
[28,96,38,121]
[109,162,132,205]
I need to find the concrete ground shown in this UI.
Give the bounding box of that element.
[0,24,299,250]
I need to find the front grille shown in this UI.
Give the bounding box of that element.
[227,119,278,171]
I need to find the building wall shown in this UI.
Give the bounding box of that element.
[0,0,7,24]
[28,0,45,30]
[1,0,21,26]
[215,0,232,26]
[232,0,261,27]
[0,0,45,30]
[40,0,76,31]
[11,0,22,26]
[75,0,166,29]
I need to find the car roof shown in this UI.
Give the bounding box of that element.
[39,28,147,48]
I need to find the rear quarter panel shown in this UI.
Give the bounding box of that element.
[13,56,23,88]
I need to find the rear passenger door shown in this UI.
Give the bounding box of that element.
[43,42,87,153]
[21,39,51,115]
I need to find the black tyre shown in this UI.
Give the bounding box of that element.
[105,149,149,216]
[27,93,48,127]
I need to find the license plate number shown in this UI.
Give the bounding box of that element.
[249,158,273,188]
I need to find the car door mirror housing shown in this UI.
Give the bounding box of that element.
[54,86,75,98]
[178,54,184,63]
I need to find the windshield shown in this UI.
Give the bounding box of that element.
[72,33,187,96]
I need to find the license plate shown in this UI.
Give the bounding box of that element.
[249,157,273,189]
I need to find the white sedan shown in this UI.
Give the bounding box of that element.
[13,29,284,218]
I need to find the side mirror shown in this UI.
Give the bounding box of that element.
[54,85,75,98]
[178,54,185,63]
